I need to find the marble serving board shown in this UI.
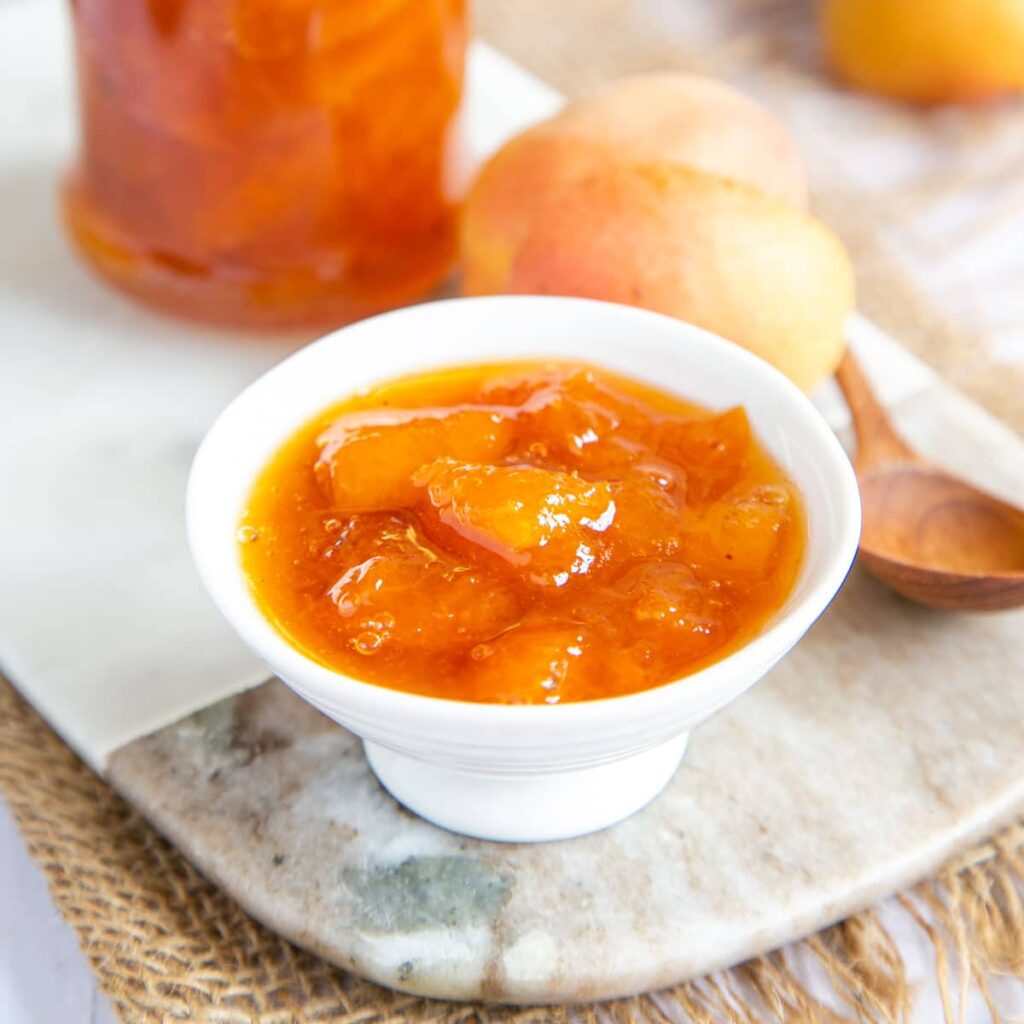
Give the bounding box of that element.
[3,0,1024,1006]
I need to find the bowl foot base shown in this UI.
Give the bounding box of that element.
[364,734,689,843]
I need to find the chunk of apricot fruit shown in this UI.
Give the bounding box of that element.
[415,459,617,587]
[316,407,514,512]
[656,407,752,505]
[683,485,796,578]
[463,625,642,704]
[325,514,521,651]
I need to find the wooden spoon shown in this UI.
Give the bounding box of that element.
[835,350,1024,611]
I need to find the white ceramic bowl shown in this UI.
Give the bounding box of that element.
[187,296,860,843]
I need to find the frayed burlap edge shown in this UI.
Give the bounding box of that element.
[2,676,1023,1024]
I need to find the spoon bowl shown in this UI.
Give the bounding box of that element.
[836,351,1024,611]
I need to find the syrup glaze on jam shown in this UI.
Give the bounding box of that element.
[240,362,806,703]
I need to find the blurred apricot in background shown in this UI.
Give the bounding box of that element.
[823,0,1024,104]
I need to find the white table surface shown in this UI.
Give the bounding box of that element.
[0,801,117,1024]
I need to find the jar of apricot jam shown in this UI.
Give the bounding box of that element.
[63,0,468,327]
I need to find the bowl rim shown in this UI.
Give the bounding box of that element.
[187,295,861,733]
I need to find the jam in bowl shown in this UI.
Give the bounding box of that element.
[187,296,861,841]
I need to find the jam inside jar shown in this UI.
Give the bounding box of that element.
[62,0,468,327]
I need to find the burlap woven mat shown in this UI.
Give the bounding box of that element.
[4,1,1024,1021]
[3,674,1024,1023]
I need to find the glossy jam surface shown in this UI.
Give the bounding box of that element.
[63,0,466,326]
[240,363,806,703]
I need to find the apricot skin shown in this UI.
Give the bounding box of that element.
[823,0,1024,103]
[508,163,855,393]
[553,74,807,209]
[461,73,807,297]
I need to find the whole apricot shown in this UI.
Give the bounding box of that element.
[461,73,808,296]
[823,0,1024,103]
[508,163,855,392]
[461,128,595,297]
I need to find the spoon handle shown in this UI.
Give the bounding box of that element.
[835,349,915,469]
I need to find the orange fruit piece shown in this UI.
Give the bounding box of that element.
[316,407,514,512]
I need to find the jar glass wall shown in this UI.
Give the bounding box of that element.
[63,0,468,327]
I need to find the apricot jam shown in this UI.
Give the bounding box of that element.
[239,363,806,703]
[63,0,466,327]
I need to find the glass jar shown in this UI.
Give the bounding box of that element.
[63,0,468,327]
